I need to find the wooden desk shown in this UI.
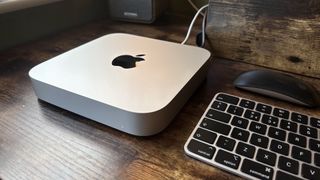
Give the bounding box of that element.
[0,15,319,179]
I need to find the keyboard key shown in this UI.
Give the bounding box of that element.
[256,149,277,166]
[187,139,216,159]
[268,127,286,141]
[227,105,244,116]
[270,139,289,156]
[231,116,249,129]
[216,94,239,105]
[211,101,228,111]
[250,133,269,148]
[236,142,256,158]
[262,115,279,127]
[315,153,320,167]
[206,109,231,123]
[216,136,236,151]
[300,125,318,138]
[302,164,320,180]
[244,110,261,121]
[291,146,311,163]
[311,117,320,128]
[215,150,241,170]
[291,112,308,125]
[309,139,320,153]
[280,120,298,133]
[273,108,289,119]
[239,99,255,109]
[276,171,302,180]
[231,128,249,142]
[288,133,306,148]
[278,156,299,175]
[200,118,231,135]
[256,103,272,114]
[241,159,274,180]
[193,128,217,144]
[249,122,267,135]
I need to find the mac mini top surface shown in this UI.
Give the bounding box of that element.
[29,33,211,136]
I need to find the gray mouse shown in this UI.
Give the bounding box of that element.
[233,70,320,108]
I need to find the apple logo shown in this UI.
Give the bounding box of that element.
[112,54,145,69]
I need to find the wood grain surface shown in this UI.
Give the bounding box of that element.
[207,0,320,78]
[0,15,319,180]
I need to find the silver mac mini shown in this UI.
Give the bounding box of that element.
[29,33,211,136]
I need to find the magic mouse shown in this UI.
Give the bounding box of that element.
[233,70,320,108]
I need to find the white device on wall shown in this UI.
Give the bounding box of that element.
[29,33,211,136]
[108,0,168,23]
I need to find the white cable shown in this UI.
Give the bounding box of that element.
[201,10,207,47]
[181,4,209,45]
[187,0,205,17]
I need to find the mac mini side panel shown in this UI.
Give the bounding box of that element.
[29,33,211,136]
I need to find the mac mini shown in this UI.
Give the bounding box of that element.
[29,33,211,136]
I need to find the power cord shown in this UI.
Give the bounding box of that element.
[188,0,208,46]
[187,0,205,17]
[181,4,209,46]
[200,9,207,47]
